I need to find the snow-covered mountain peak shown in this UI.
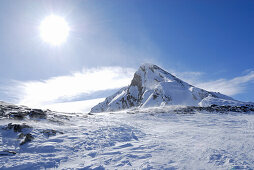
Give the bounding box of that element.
[90,64,250,113]
[132,63,188,90]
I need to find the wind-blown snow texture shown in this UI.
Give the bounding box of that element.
[91,64,251,113]
[1,102,254,169]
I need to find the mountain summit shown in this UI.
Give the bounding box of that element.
[90,64,248,113]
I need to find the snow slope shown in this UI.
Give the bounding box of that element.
[1,107,254,169]
[91,64,250,113]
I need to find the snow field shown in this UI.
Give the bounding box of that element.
[1,109,254,169]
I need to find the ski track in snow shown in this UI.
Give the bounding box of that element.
[1,111,254,169]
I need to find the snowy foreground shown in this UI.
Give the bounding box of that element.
[1,106,254,169]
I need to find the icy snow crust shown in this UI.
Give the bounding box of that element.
[91,64,249,113]
[1,106,254,169]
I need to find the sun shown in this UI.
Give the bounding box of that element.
[39,15,70,46]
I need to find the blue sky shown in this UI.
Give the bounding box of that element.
[0,0,253,110]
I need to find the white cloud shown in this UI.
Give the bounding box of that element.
[174,70,254,96]
[11,66,135,108]
[42,98,105,113]
[4,66,254,112]
[195,71,254,96]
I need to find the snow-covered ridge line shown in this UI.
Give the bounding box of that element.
[90,63,253,113]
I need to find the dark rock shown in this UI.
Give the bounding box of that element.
[20,133,34,145]
[7,112,28,120]
[0,150,16,156]
[0,109,4,116]
[153,94,158,100]
[129,73,143,100]
[42,129,63,137]
[29,109,47,119]
[5,123,32,132]
[18,133,25,139]
[174,107,195,114]
[173,105,254,114]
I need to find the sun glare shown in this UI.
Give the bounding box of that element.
[39,15,70,46]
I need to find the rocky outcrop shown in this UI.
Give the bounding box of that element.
[5,123,32,132]
[20,133,34,145]
[172,105,254,114]
[42,129,64,137]
[0,102,47,120]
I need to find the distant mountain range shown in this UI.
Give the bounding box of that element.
[90,64,253,113]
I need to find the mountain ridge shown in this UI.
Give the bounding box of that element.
[90,63,252,113]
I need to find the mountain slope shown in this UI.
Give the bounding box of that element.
[90,64,250,113]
